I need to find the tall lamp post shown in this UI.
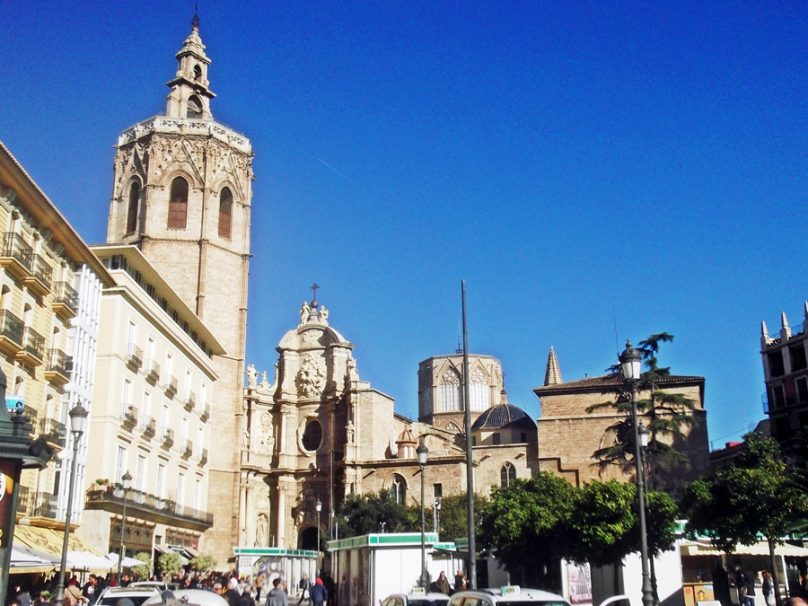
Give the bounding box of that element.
[417,440,429,589]
[117,470,132,584]
[620,341,654,606]
[315,497,322,557]
[54,403,88,606]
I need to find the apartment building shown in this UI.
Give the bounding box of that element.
[80,244,222,561]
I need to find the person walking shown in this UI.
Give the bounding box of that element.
[762,571,774,606]
[297,574,311,605]
[309,578,327,606]
[267,578,288,606]
[734,563,755,606]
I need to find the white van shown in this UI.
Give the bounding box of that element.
[447,586,571,606]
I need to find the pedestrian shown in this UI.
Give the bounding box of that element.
[297,573,311,605]
[430,572,450,595]
[309,578,326,606]
[238,586,256,606]
[224,578,241,606]
[267,578,288,606]
[712,561,731,606]
[762,571,774,606]
[734,563,755,606]
[453,570,465,593]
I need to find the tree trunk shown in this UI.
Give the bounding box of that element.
[767,537,782,606]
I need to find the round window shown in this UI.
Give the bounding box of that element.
[302,420,322,451]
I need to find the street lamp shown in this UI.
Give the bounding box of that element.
[620,341,653,606]
[117,470,132,584]
[54,402,89,606]
[315,497,322,555]
[417,440,429,589]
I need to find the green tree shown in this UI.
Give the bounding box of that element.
[567,481,637,566]
[479,473,577,590]
[336,490,414,537]
[157,552,183,579]
[131,552,151,580]
[435,492,487,542]
[685,433,808,606]
[590,333,699,489]
[189,553,217,572]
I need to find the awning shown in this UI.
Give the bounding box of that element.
[681,541,808,557]
[13,524,110,571]
[106,552,143,568]
[10,545,59,574]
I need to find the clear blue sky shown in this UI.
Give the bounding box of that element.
[2,2,807,449]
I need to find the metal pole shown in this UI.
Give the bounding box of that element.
[420,462,426,588]
[53,433,81,606]
[117,489,128,583]
[631,382,654,606]
[461,280,476,589]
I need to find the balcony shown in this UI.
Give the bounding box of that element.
[145,359,160,384]
[40,416,67,449]
[84,484,213,532]
[24,254,52,297]
[16,485,30,517]
[52,281,79,319]
[182,440,193,459]
[200,404,210,422]
[16,327,45,367]
[45,348,73,386]
[126,344,143,370]
[165,377,178,398]
[183,391,195,412]
[0,309,24,355]
[0,233,32,280]
[31,492,56,519]
[161,428,174,450]
[121,406,138,431]
[22,404,38,426]
[140,416,156,439]
[198,448,208,467]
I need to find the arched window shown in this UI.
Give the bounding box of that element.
[470,368,489,411]
[187,95,203,119]
[218,187,233,238]
[126,181,140,234]
[390,474,407,505]
[440,370,461,412]
[168,177,188,229]
[501,462,516,488]
[193,65,202,81]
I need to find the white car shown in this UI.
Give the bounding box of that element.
[96,586,161,606]
[447,587,571,606]
[381,589,451,606]
[142,589,229,606]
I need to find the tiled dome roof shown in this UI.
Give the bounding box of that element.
[471,402,535,431]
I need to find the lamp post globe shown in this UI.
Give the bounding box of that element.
[315,497,322,559]
[117,470,133,582]
[416,441,429,589]
[54,403,89,606]
[620,341,653,606]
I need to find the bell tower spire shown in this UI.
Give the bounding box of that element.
[166,13,216,119]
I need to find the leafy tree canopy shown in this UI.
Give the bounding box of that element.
[434,492,487,543]
[158,552,183,578]
[336,490,414,537]
[131,552,151,580]
[189,553,217,572]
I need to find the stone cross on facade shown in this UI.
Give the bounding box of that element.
[310,282,319,306]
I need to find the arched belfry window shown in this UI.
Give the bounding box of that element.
[168,177,188,229]
[187,95,203,119]
[501,462,516,488]
[470,368,489,411]
[193,65,202,81]
[126,181,140,235]
[218,187,233,239]
[440,369,461,412]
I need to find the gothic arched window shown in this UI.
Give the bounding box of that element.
[501,462,516,488]
[470,368,489,411]
[440,370,461,412]
[390,474,407,505]
[218,187,233,239]
[188,95,203,119]
[168,177,188,229]
[126,181,140,235]
[193,65,202,81]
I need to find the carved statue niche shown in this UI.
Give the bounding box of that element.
[255,513,268,547]
[296,354,325,398]
[257,410,275,454]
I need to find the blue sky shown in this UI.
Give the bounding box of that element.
[2,2,807,448]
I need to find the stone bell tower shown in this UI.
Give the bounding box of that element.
[106,15,253,562]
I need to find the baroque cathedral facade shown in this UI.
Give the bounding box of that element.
[99,17,708,562]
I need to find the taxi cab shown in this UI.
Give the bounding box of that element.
[381,586,451,606]
[447,586,571,606]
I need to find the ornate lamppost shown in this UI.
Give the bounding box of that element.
[620,341,653,606]
[53,403,88,606]
[417,440,429,589]
[117,471,132,583]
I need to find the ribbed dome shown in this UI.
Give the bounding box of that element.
[471,402,535,431]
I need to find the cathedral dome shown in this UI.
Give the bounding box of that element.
[471,402,535,431]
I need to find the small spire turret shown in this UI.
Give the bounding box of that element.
[781,312,792,340]
[544,346,563,386]
[165,14,216,119]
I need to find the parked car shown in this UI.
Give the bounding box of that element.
[381,588,451,606]
[142,589,229,606]
[128,583,173,592]
[447,587,571,606]
[96,586,161,606]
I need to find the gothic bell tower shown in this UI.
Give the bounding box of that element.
[106,15,253,562]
